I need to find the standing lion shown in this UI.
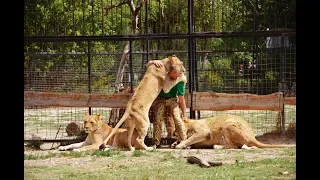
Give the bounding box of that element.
[99,56,187,151]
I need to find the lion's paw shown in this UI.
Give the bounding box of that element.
[72,149,81,152]
[241,144,258,150]
[241,144,250,150]
[170,140,180,149]
[129,146,135,151]
[99,143,107,150]
[58,146,68,151]
[102,147,110,151]
[145,146,154,151]
[175,143,185,149]
[213,145,223,149]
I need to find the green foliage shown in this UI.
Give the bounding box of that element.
[202,71,223,86]
[213,57,232,69]
[265,71,278,80]
[236,78,251,85]
[199,71,223,92]
[24,0,295,93]
[91,76,113,90]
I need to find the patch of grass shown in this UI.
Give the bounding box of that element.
[280,148,296,156]
[24,148,296,180]
[132,150,145,157]
[24,152,57,160]
[24,151,92,160]
[160,151,176,161]
[59,151,89,158]
[148,148,158,153]
[92,150,121,157]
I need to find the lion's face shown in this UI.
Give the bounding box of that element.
[169,56,186,78]
[83,113,102,133]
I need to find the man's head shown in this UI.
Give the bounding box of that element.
[168,56,186,80]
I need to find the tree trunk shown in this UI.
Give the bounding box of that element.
[108,0,146,126]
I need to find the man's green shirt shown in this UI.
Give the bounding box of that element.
[159,81,185,98]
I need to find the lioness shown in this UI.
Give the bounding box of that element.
[99,56,186,151]
[58,113,138,152]
[174,114,296,149]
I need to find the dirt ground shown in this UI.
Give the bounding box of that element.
[255,133,296,145]
[24,133,296,168]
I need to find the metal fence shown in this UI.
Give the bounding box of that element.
[24,0,296,143]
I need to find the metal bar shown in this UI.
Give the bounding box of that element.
[87,40,92,114]
[188,0,195,119]
[253,0,258,95]
[24,31,296,42]
[24,48,296,56]
[91,0,95,36]
[280,37,286,136]
[129,40,133,93]
[145,0,149,63]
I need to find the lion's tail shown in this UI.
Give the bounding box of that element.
[249,138,296,148]
[100,112,129,147]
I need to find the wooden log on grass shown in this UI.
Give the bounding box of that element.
[66,122,84,136]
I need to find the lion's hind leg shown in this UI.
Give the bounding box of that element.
[135,124,153,150]
[126,125,136,151]
[175,133,208,149]
[241,144,258,150]
[213,144,239,149]
[217,122,250,149]
[103,145,120,151]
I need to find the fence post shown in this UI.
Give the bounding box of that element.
[87,40,92,115]
[129,40,133,92]
[188,0,195,119]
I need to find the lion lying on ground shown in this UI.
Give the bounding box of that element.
[58,113,138,152]
[174,114,296,149]
[99,56,187,151]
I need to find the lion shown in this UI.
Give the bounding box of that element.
[117,86,176,137]
[58,113,138,152]
[99,56,187,151]
[174,114,296,149]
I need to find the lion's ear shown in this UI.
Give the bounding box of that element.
[84,112,90,117]
[95,114,102,121]
[168,56,173,63]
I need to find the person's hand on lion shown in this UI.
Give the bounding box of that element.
[181,115,188,122]
[149,60,164,68]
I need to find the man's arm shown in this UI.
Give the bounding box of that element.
[178,95,187,121]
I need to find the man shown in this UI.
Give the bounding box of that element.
[147,59,188,149]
